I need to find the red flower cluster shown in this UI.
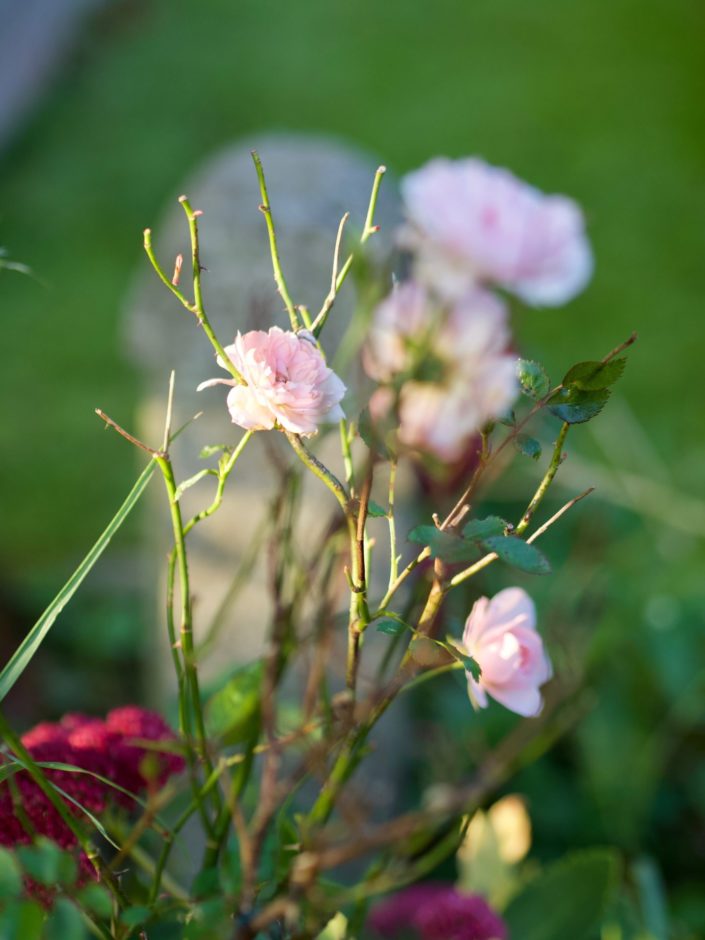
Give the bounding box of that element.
[0,707,183,869]
[369,884,508,940]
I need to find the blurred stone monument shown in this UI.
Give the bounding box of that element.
[123,134,402,725]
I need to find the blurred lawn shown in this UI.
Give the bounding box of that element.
[0,0,703,579]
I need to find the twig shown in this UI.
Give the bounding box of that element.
[312,165,386,337]
[95,409,158,457]
[251,150,300,331]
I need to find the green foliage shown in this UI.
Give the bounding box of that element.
[205,661,264,745]
[517,359,551,399]
[632,856,669,940]
[0,900,45,939]
[514,433,542,460]
[376,617,407,636]
[120,904,151,928]
[462,516,508,540]
[503,849,619,940]
[562,358,627,390]
[76,884,113,920]
[409,519,550,574]
[482,535,552,575]
[16,839,76,889]
[0,848,22,900]
[367,500,388,518]
[548,386,611,424]
[44,898,86,940]
[407,525,479,563]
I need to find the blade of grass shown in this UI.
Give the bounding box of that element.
[0,459,156,702]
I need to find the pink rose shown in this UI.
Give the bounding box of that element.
[401,157,593,306]
[364,283,518,460]
[462,587,552,717]
[198,327,346,435]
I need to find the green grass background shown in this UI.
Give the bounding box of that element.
[0,0,703,577]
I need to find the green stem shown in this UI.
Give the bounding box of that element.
[183,431,253,536]
[156,455,219,830]
[251,151,300,331]
[312,165,386,337]
[515,422,569,535]
[178,196,246,383]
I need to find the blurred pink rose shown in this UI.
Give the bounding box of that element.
[462,587,552,717]
[364,283,517,460]
[198,327,346,435]
[401,157,593,306]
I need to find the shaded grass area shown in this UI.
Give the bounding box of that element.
[0,0,703,578]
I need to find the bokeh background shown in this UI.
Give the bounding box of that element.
[1,0,704,933]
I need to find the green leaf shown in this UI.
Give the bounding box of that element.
[408,525,479,563]
[205,661,264,745]
[514,434,542,460]
[376,618,407,636]
[462,516,507,541]
[562,358,626,390]
[483,536,551,575]
[503,849,619,940]
[0,848,22,899]
[548,386,610,424]
[44,899,85,940]
[517,359,550,399]
[367,500,388,518]
[199,443,230,459]
[17,839,64,887]
[0,460,155,703]
[1,900,45,940]
[76,884,113,919]
[120,905,151,928]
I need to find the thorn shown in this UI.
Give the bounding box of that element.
[193,209,204,218]
[171,253,183,286]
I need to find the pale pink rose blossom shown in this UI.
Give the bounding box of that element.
[462,587,552,717]
[401,157,593,306]
[364,283,518,460]
[197,327,346,436]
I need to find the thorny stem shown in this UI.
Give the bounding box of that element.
[347,465,373,693]
[251,150,301,331]
[285,432,351,517]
